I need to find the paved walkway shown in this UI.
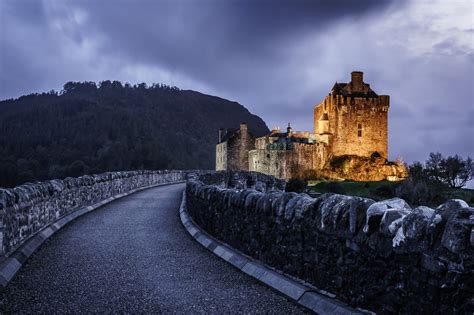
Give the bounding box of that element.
[0,183,305,313]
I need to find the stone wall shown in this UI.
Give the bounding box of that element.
[249,143,328,180]
[0,170,186,256]
[186,171,473,314]
[189,170,285,192]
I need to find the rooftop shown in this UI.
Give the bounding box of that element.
[330,71,379,98]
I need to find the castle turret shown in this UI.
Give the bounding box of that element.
[318,112,329,134]
[286,122,293,137]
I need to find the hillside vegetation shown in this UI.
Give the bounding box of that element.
[308,180,474,207]
[305,152,474,207]
[0,81,269,187]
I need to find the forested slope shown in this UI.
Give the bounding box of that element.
[0,81,269,187]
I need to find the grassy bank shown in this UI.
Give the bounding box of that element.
[307,180,474,207]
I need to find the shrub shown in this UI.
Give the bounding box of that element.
[326,182,345,194]
[373,184,394,199]
[285,178,307,193]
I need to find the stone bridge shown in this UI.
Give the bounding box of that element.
[0,170,472,313]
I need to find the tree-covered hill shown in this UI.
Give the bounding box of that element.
[0,81,269,187]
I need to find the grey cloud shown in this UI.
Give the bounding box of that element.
[1,0,472,170]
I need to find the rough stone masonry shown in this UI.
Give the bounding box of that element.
[217,71,408,181]
[186,171,474,314]
[0,170,186,256]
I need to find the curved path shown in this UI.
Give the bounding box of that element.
[0,183,305,313]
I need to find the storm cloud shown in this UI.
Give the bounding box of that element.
[1,0,472,167]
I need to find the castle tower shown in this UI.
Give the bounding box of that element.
[314,71,389,158]
[216,122,255,171]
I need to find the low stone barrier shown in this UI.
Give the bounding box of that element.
[186,171,474,314]
[0,170,186,256]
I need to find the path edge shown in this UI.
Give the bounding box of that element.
[0,181,185,288]
[179,190,371,315]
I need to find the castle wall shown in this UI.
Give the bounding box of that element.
[215,142,227,171]
[249,142,329,180]
[314,94,389,158]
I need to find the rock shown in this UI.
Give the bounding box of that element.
[348,197,374,235]
[441,207,474,254]
[436,199,469,220]
[392,206,435,250]
[292,196,315,221]
[274,193,297,218]
[318,194,348,231]
[364,198,411,234]
[379,209,410,237]
[471,226,474,247]
[244,191,263,211]
[421,253,446,273]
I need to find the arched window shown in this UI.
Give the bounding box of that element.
[357,123,362,137]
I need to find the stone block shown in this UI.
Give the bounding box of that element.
[258,270,307,301]
[241,262,266,280]
[0,258,21,283]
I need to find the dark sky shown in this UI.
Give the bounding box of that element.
[1,0,473,165]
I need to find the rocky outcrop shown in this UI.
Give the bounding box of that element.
[0,170,186,255]
[321,154,408,181]
[186,171,473,314]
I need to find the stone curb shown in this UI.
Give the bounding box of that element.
[0,181,185,288]
[179,190,368,315]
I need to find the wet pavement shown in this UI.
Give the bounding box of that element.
[0,183,305,313]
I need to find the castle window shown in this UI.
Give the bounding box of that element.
[357,123,362,137]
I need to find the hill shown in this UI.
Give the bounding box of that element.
[0,81,269,187]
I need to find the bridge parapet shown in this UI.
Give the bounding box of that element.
[186,171,473,314]
[0,170,186,256]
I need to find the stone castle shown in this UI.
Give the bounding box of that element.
[216,71,407,181]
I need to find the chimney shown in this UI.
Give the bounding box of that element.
[218,128,226,143]
[351,71,363,86]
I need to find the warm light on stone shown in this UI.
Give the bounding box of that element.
[217,71,408,181]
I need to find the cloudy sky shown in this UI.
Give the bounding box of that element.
[1,0,473,164]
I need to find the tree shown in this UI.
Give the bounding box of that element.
[408,161,426,183]
[421,152,473,188]
[426,152,444,183]
[440,155,473,188]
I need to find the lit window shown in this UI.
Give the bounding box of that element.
[357,123,362,137]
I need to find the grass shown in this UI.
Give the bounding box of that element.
[444,188,474,205]
[308,180,474,206]
[309,180,395,198]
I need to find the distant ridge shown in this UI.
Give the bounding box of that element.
[0,81,269,187]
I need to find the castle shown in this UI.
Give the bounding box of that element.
[216,71,407,181]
